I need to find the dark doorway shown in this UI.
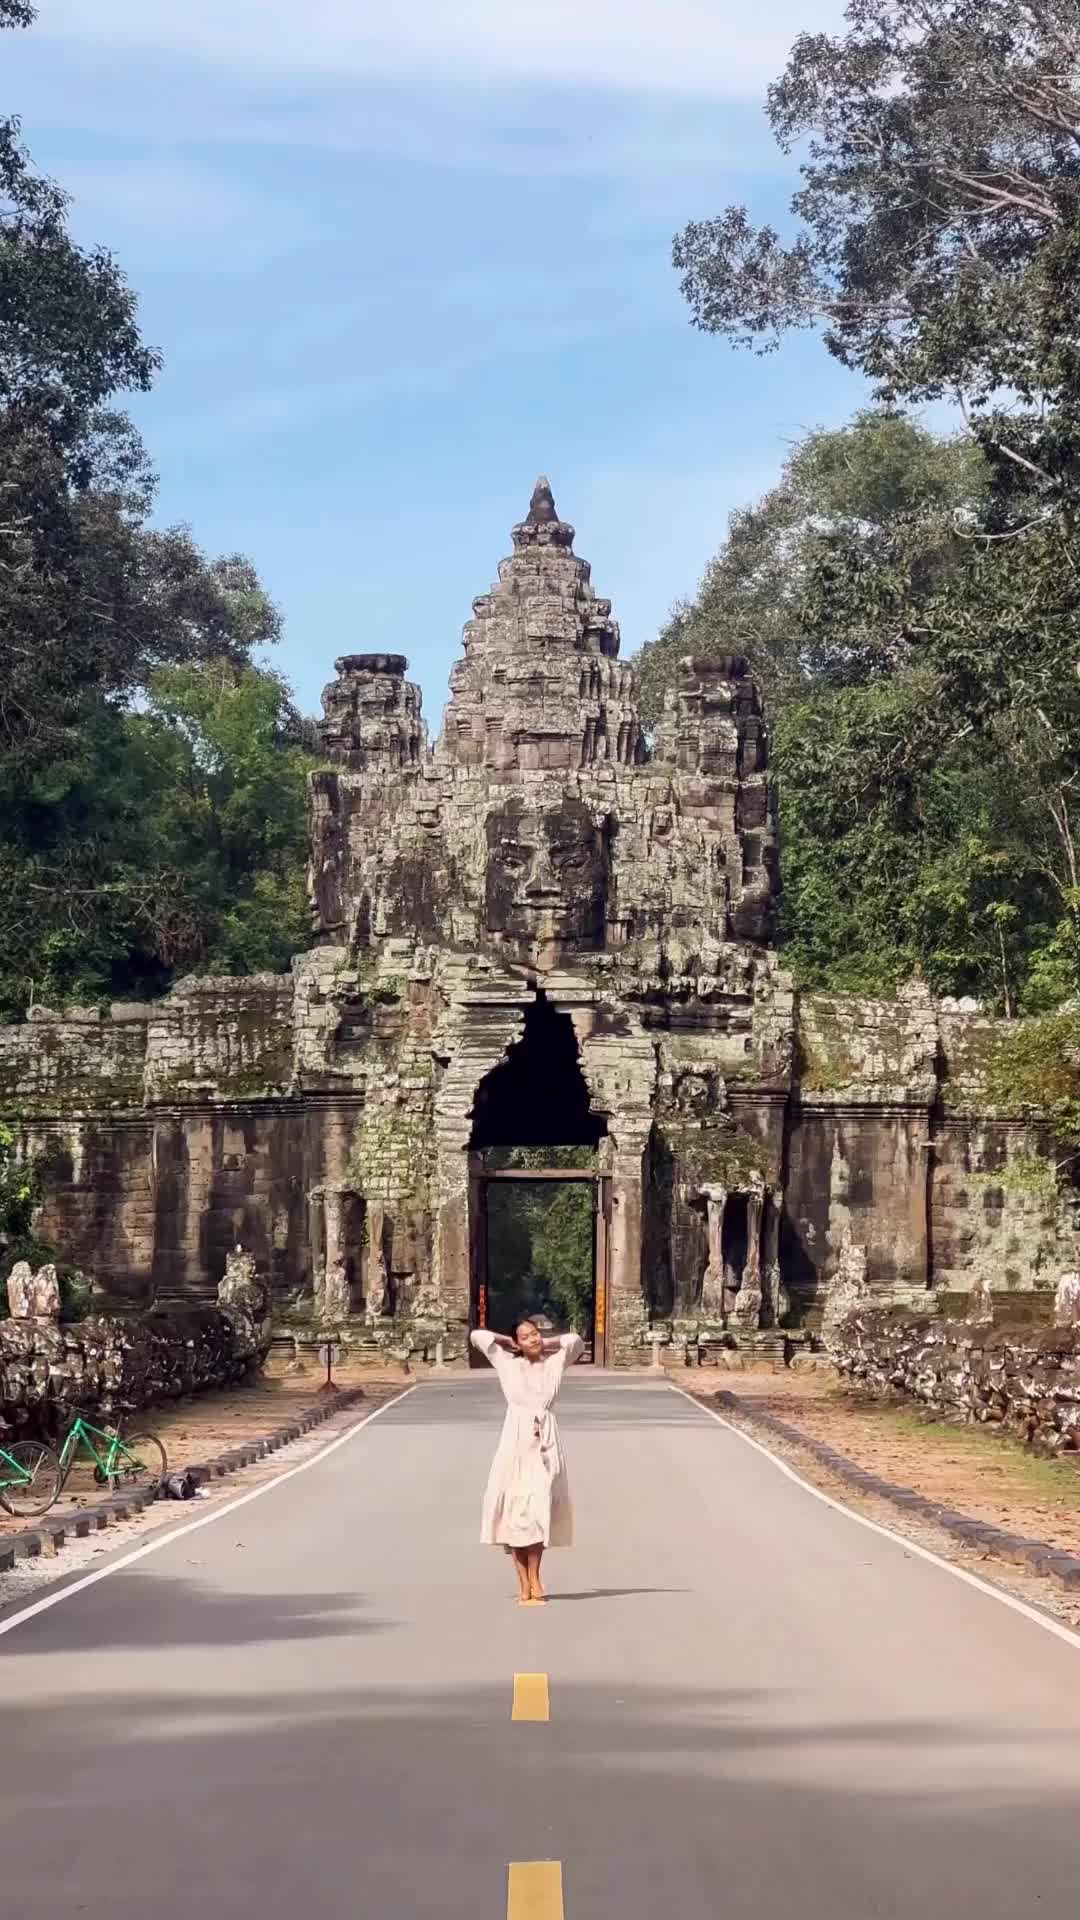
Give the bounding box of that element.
[721,1192,750,1292]
[468,995,610,1363]
[469,992,606,1150]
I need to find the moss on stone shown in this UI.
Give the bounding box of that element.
[981,1010,1080,1144]
[967,1154,1060,1202]
[349,1089,435,1203]
[798,1036,858,1094]
[664,1121,773,1189]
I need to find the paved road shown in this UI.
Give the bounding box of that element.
[3,1377,1080,1918]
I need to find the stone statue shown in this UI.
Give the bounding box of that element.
[729,1186,765,1330]
[6,1259,60,1322]
[314,1192,353,1323]
[822,1227,869,1342]
[365,1202,390,1323]
[1054,1268,1080,1328]
[965,1266,995,1327]
[217,1245,272,1371]
[699,1184,727,1319]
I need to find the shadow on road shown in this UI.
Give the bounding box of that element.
[1,1679,1078,1917]
[546,1588,688,1602]
[0,1574,390,1652]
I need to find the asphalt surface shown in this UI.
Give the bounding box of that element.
[3,1376,1080,1918]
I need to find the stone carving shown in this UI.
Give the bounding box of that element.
[483,795,611,968]
[6,1260,60,1322]
[699,1185,727,1319]
[834,1309,1080,1454]
[312,1193,354,1324]
[308,477,779,978]
[1054,1269,1080,1328]
[217,1245,272,1370]
[3,1296,272,1427]
[965,1266,996,1327]
[730,1186,765,1329]
[822,1228,869,1343]
[365,1202,390,1323]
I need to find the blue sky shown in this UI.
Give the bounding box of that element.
[7,1,858,727]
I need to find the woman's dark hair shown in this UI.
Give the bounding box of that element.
[514,1317,541,1338]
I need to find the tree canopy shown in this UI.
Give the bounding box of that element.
[640,412,1068,1008]
[0,2,311,1020]
[637,409,987,726]
[674,1,1080,518]
[658,2,1080,1011]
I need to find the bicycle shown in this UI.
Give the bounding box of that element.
[0,1435,63,1518]
[57,1410,168,1498]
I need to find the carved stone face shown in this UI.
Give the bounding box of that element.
[484,797,608,963]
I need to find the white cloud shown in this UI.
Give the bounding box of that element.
[37,1,848,100]
[60,159,287,266]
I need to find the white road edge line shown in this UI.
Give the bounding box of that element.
[670,1385,1080,1652]
[0,1386,416,1641]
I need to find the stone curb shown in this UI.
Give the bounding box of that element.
[1,1387,367,1566]
[714,1391,1080,1597]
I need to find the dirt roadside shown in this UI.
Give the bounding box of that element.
[684,1366,1080,1634]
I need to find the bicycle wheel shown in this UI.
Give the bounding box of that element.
[111,1431,167,1492]
[0,1439,62,1518]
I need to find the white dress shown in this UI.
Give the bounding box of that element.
[470,1330,583,1548]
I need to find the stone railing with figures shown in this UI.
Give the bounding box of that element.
[1,1247,273,1436]
[828,1266,1080,1455]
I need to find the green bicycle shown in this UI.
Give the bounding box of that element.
[0,1412,167,1519]
[0,1436,63,1518]
[58,1410,167,1498]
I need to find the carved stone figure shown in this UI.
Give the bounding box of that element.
[483,796,610,968]
[217,1245,272,1369]
[822,1227,869,1342]
[6,1260,60,1321]
[365,1202,390,1323]
[1054,1269,1080,1328]
[699,1184,727,1319]
[965,1266,995,1327]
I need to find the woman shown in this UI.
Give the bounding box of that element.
[470,1317,584,1604]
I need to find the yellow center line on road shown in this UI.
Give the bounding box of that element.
[507,1861,564,1919]
[511,1672,551,1722]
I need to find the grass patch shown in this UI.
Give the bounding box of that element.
[849,1401,1080,1507]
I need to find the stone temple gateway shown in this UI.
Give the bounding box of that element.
[3,482,1077,1362]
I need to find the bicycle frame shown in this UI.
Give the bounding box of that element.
[59,1415,142,1481]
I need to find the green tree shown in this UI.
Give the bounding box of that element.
[775,674,1059,1005]
[637,409,986,725]
[665,4,1080,1007]
[673,1,1080,517]
[0,661,313,1018]
[637,406,1072,1008]
[0,5,306,1018]
[0,1121,46,1285]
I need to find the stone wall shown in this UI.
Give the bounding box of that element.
[19,1103,364,1313]
[784,990,1080,1320]
[1,1250,272,1434]
[0,976,294,1113]
[0,1307,263,1436]
[832,1307,1080,1454]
